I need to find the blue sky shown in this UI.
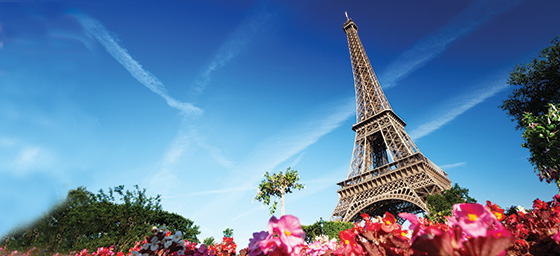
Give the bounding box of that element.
[1,0,560,245]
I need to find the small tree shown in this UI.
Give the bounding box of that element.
[254,167,305,216]
[425,183,477,223]
[223,228,234,238]
[203,236,215,246]
[522,103,560,190]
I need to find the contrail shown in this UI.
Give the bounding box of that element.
[439,162,467,169]
[74,13,202,115]
[192,0,270,94]
[381,0,523,89]
[409,79,508,140]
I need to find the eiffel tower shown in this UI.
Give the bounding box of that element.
[331,14,452,222]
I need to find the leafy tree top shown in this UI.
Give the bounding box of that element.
[500,36,560,129]
[223,228,234,238]
[522,103,560,190]
[254,167,305,215]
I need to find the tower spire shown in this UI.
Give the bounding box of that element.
[331,16,452,223]
[343,15,391,122]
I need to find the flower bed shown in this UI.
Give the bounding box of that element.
[2,195,559,256]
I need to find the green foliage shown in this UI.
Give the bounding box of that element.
[0,185,200,254]
[425,183,476,223]
[522,103,560,190]
[301,220,353,243]
[203,236,215,246]
[500,37,560,129]
[254,167,305,215]
[222,228,234,238]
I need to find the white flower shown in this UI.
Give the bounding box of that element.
[172,231,183,242]
[164,240,172,249]
[130,251,141,256]
[141,243,150,250]
[159,225,168,234]
[150,236,159,243]
[150,243,158,251]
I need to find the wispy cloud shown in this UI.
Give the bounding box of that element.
[409,78,508,140]
[192,1,270,94]
[381,0,522,89]
[3,143,56,176]
[73,13,202,116]
[195,97,354,199]
[142,127,196,197]
[440,162,467,169]
[0,23,4,49]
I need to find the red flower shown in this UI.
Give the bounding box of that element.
[486,201,505,221]
[533,198,548,210]
[334,230,363,256]
[380,212,399,233]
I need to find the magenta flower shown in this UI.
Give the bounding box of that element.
[447,203,496,238]
[552,232,560,242]
[248,231,268,256]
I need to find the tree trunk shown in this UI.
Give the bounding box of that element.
[281,192,285,216]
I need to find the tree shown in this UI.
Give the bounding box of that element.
[522,103,560,190]
[254,167,305,216]
[500,37,560,129]
[425,183,477,223]
[0,185,200,254]
[203,237,215,246]
[222,228,234,238]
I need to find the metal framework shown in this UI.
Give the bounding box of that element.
[331,14,452,222]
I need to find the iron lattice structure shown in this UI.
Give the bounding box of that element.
[331,15,452,223]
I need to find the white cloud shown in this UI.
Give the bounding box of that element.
[0,136,17,147]
[11,146,55,174]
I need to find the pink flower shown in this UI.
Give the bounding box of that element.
[75,249,89,256]
[448,203,496,238]
[270,215,306,254]
[305,237,337,256]
[259,235,281,255]
[92,246,115,256]
[461,227,514,256]
[257,215,306,256]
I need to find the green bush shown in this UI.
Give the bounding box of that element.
[301,220,353,243]
[0,185,200,254]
